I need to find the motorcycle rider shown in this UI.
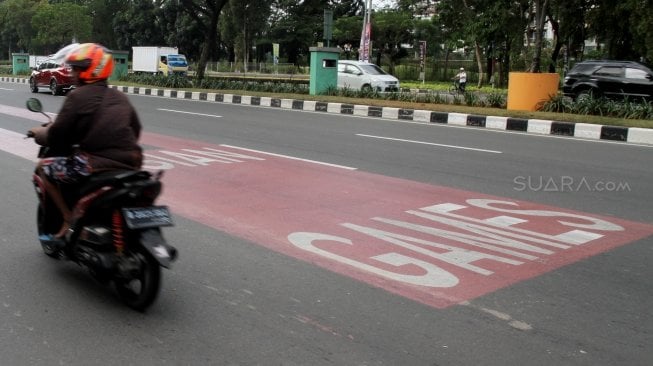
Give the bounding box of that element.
[29,43,143,240]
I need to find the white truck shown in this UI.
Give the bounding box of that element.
[132,46,188,76]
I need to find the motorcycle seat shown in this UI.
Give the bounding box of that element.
[78,170,152,196]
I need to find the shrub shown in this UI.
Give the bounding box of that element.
[539,93,569,113]
[484,91,507,108]
[463,92,479,107]
[540,93,653,120]
[119,73,192,89]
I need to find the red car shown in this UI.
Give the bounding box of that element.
[29,57,75,96]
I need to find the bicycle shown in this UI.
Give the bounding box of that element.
[448,80,466,95]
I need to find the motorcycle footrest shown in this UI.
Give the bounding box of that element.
[39,234,66,250]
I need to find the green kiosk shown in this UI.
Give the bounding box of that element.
[309,47,340,95]
[110,50,129,81]
[12,53,30,75]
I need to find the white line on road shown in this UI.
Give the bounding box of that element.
[221,144,357,170]
[0,127,40,162]
[0,87,13,91]
[356,134,503,154]
[460,301,533,331]
[158,108,222,118]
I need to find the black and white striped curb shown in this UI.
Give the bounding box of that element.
[3,76,652,145]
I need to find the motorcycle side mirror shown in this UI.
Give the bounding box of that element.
[26,98,43,112]
[26,98,52,123]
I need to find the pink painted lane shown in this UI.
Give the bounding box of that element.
[2,108,650,309]
[140,131,653,308]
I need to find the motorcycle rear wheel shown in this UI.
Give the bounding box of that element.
[114,245,161,311]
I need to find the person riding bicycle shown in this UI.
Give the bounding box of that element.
[29,43,143,239]
[453,67,467,93]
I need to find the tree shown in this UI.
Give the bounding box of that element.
[546,0,589,72]
[333,15,362,59]
[397,0,434,16]
[371,9,413,73]
[412,18,441,57]
[220,0,271,70]
[629,1,650,60]
[461,0,488,84]
[31,2,93,54]
[528,0,549,72]
[159,2,206,61]
[436,0,467,81]
[438,0,485,83]
[630,0,653,62]
[87,0,130,50]
[269,0,329,65]
[333,0,364,17]
[113,0,164,50]
[0,0,40,56]
[180,0,229,81]
[586,0,652,61]
[471,0,529,85]
[438,0,533,84]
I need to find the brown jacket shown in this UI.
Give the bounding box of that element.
[36,81,143,172]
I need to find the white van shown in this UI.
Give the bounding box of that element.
[337,60,400,92]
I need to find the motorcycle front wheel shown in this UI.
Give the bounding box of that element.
[114,245,161,311]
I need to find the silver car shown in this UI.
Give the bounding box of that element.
[337,60,400,92]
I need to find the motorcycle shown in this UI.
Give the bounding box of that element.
[26,98,177,311]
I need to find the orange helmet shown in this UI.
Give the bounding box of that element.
[65,43,114,83]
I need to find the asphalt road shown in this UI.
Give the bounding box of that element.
[0,81,651,366]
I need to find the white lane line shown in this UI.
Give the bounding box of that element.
[0,127,40,162]
[221,144,357,170]
[0,87,14,91]
[357,133,502,154]
[158,108,222,118]
[460,301,533,331]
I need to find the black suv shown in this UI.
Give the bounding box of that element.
[562,60,653,101]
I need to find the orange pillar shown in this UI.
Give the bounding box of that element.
[507,72,560,111]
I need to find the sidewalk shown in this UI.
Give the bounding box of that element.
[3,76,652,145]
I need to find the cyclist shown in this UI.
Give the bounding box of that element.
[453,67,467,93]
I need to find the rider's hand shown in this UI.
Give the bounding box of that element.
[28,126,49,146]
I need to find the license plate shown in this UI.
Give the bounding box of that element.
[122,206,174,229]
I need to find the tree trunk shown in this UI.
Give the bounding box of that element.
[501,38,511,87]
[529,0,549,73]
[196,11,219,81]
[443,48,450,81]
[548,17,561,73]
[548,39,563,73]
[181,0,228,82]
[474,41,484,87]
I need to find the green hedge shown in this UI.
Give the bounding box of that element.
[118,73,310,94]
[541,94,653,120]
